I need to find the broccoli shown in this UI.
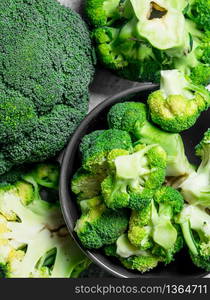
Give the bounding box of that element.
[105,234,162,273]
[108,101,194,176]
[186,0,210,31]
[75,201,129,249]
[81,129,133,174]
[85,0,122,27]
[0,0,95,175]
[128,186,184,264]
[148,70,210,133]
[87,0,209,85]
[101,144,167,210]
[71,169,106,201]
[180,129,210,208]
[0,167,90,278]
[176,204,210,271]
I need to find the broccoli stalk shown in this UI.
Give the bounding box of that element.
[148,69,210,132]
[180,129,210,208]
[176,204,210,271]
[108,101,194,176]
[101,144,167,210]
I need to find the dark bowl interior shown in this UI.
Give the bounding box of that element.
[60,84,209,278]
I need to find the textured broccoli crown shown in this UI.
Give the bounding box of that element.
[0,86,37,143]
[180,130,210,208]
[148,70,210,133]
[186,0,210,31]
[121,254,160,273]
[71,168,106,201]
[3,105,84,166]
[108,102,148,134]
[85,0,121,27]
[81,129,133,173]
[0,0,95,175]
[176,204,210,271]
[75,203,129,249]
[101,144,166,210]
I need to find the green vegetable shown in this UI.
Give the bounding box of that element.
[176,204,210,271]
[0,0,95,175]
[86,0,209,85]
[101,144,167,210]
[108,101,194,176]
[81,129,133,174]
[128,186,184,264]
[75,201,129,249]
[0,165,90,278]
[180,129,210,208]
[148,69,210,132]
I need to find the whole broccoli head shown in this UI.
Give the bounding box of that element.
[148,69,210,133]
[176,204,210,271]
[108,101,194,176]
[0,0,95,175]
[75,201,129,249]
[180,129,210,208]
[0,164,90,278]
[101,144,167,210]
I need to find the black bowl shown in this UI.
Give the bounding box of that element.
[59,84,209,278]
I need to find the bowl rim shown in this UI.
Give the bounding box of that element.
[59,84,209,278]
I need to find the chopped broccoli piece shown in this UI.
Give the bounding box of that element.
[186,0,210,31]
[180,129,210,208]
[148,69,210,132]
[81,129,133,174]
[85,0,122,27]
[128,186,184,264]
[108,101,194,176]
[101,144,166,210]
[75,202,129,249]
[0,167,90,278]
[176,204,210,271]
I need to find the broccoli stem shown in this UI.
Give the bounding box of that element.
[135,120,193,176]
[180,221,198,255]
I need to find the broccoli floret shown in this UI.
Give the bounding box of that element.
[180,130,210,208]
[85,0,122,27]
[101,144,166,210]
[0,166,90,278]
[113,234,162,273]
[80,130,105,157]
[92,21,163,82]
[148,70,210,133]
[0,0,95,175]
[81,129,133,174]
[75,202,129,249]
[186,0,210,31]
[128,186,184,264]
[71,169,106,201]
[176,204,210,271]
[108,101,194,176]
